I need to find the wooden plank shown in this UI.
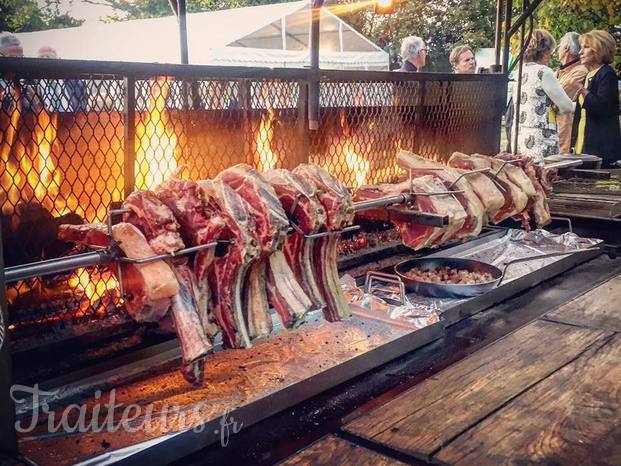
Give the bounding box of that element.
[344,320,608,458]
[545,273,621,331]
[436,334,621,465]
[279,435,406,466]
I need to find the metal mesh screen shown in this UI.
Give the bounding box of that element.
[1,60,506,351]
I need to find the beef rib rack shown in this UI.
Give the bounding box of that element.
[199,179,260,347]
[123,190,211,385]
[265,168,327,310]
[216,164,313,330]
[293,164,355,321]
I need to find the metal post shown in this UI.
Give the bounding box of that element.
[0,228,18,456]
[123,76,136,197]
[512,0,528,154]
[297,81,310,165]
[493,0,504,71]
[502,0,513,72]
[177,0,189,65]
[308,0,323,130]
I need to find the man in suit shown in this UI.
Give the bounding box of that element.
[399,36,427,72]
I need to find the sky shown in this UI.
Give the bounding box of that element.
[40,0,117,25]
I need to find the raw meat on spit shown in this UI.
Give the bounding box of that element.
[293,164,355,321]
[265,168,327,310]
[354,176,467,250]
[198,179,263,346]
[216,164,313,330]
[123,190,212,385]
[397,150,485,241]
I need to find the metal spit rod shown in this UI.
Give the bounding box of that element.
[4,250,115,284]
[5,189,452,284]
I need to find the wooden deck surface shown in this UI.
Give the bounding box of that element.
[339,273,621,465]
[278,435,406,466]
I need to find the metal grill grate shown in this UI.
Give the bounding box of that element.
[1,59,507,351]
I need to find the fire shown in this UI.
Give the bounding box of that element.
[0,92,62,216]
[69,268,120,314]
[338,110,369,188]
[343,143,370,188]
[135,78,178,190]
[255,108,278,171]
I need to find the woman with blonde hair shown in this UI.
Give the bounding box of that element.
[513,29,575,163]
[575,30,620,167]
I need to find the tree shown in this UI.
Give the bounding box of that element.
[82,0,290,22]
[1,0,83,32]
[331,0,497,72]
[536,0,620,64]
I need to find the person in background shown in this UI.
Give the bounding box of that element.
[574,30,621,167]
[37,45,88,112]
[399,36,427,72]
[0,33,24,57]
[37,45,64,111]
[556,32,588,153]
[0,34,41,112]
[513,29,575,163]
[450,45,476,74]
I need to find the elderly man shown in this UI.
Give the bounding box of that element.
[399,36,426,72]
[557,32,588,153]
[450,45,476,73]
[0,33,24,57]
[0,34,24,110]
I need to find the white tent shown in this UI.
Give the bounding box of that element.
[14,1,388,70]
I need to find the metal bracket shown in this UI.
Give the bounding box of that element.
[447,168,491,190]
[550,216,573,234]
[494,159,520,177]
[364,271,406,306]
[289,220,360,239]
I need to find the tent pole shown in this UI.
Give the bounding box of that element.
[178,0,189,64]
[492,0,504,72]
[308,0,323,130]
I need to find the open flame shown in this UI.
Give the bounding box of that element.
[0,92,63,216]
[135,78,178,190]
[255,108,278,171]
[339,110,369,188]
[69,268,120,315]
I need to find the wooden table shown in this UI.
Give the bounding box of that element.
[343,273,621,465]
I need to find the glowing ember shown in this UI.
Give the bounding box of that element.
[135,78,179,189]
[69,268,120,313]
[255,108,278,171]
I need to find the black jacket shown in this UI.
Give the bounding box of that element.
[577,64,621,166]
[398,61,418,72]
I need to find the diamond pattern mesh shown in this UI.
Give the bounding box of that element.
[1,65,506,348]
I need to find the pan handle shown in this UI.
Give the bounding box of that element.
[364,271,407,306]
[498,246,602,286]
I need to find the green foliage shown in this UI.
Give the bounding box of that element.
[332,0,496,71]
[536,0,620,65]
[1,0,83,32]
[84,0,291,22]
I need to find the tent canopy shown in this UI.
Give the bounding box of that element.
[14,1,388,70]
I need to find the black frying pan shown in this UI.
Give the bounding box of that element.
[394,248,600,299]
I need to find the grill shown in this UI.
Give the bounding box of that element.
[0,57,508,463]
[548,169,621,245]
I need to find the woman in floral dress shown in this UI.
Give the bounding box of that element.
[513,29,575,163]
